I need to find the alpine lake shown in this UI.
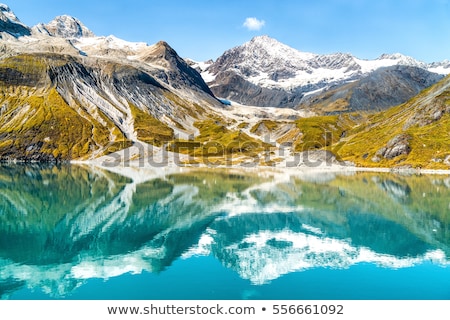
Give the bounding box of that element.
[0,164,449,300]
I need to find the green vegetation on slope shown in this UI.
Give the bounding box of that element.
[0,88,113,160]
[293,114,363,152]
[0,54,48,85]
[130,103,174,147]
[168,119,273,164]
[0,54,136,161]
[0,52,449,167]
[250,120,280,134]
[336,76,450,169]
[268,75,450,169]
[194,119,272,157]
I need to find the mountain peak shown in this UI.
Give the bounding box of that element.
[249,35,278,44]
[155,40,170,47]
[136,40,214,96]
[41,15,94,38]
[378,53,415,61]
[152,40,176,55]
[0,3,31,37]
[379,53,405,59]
[239,35,316,62]
[377,53,425,69]
[146,40,188,61]
[0,3,18,22]
[246,35,292,50]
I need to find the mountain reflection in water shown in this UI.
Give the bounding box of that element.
[0,164,449,299]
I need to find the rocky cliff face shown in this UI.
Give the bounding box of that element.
[298,66,444,113]
[209,70,306,107]
[0,4,30,37]
[139,41,214,95]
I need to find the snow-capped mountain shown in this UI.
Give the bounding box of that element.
[0,3,30,37]
[298,65,443,113]
[205,35,362,90]
[0,4,221,162]
[0,3,20,24]
[33,15,95,38]
[199,35,450,108]
[428,59,450,74]
[0,3,449,167]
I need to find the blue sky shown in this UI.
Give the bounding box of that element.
[5,0,450,62]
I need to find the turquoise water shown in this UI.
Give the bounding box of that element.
[0,164,449,300]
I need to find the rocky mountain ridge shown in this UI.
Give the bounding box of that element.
[195,35,450,109]
[298,65,444,113]
[0,4,224,162]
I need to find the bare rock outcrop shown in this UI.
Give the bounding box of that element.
[372,134,412,162]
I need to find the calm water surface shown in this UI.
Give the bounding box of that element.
[0,164,449,299]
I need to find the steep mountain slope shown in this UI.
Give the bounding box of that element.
[245,74,450,169]
[199,35,449,109]
[0,6,224,161]
[298,65,443,113]
[334,75,450,168]
[136,41,214,95]
[0,4,30,37]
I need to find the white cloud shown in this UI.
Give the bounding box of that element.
[243,17,265,31]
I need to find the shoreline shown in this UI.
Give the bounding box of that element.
[73,158,450,176]
[69,161,450,186]
[3,158,450,175]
